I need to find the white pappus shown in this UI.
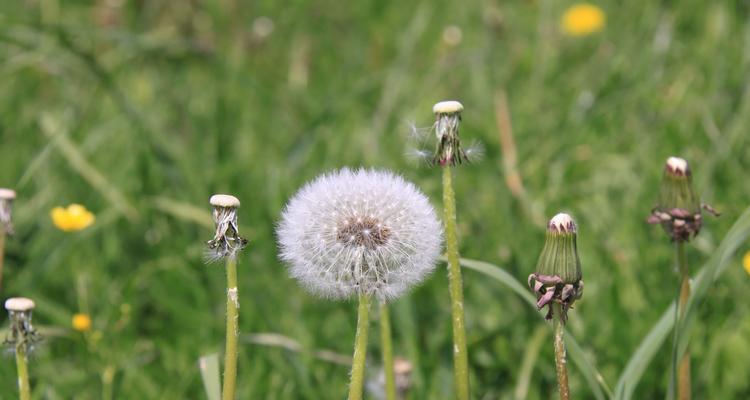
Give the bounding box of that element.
[277,168,443,301]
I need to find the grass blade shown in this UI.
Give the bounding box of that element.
[459,257,612,400]
[198,353,221,400]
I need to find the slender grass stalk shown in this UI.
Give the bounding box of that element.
[442,166,470,400]
[222,255,239,400]
[379,302,396,400]
[676,242,691,400]
[552,303,570,400]
[0,231,5,292]
[349,293,372,400]
[15,342,31,400]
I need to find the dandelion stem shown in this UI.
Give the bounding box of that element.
[552,303,570,400]
[15,342,31,400]
[442,166,470,400]
[380,302,396,400]
[349,293,371,400]
[0,231,5,292]
[222,255,239,400]
[676,242,691,400]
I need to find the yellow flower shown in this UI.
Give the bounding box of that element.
[50,204,95,232]
[561,3,606,36]
[72,313,92,332]
[743,251,750,276]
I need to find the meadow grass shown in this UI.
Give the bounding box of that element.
[1,1,749,398]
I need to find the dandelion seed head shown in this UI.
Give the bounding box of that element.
[432,100,464,115]
[277,168,443,301]
[4,298,35,312]
[548,212,577,233]
[0,189,16,200]
[210,194,241,208]
[206,193,247,262]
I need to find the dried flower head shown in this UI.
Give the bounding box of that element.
[528,213,584,323]
[4,297,39,350]
[432,100,468,166]
[277,168,442,301]
[206,194,247,262]
[647,157,719,242]
[0,188,16,235]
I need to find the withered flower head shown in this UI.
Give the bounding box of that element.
[647,157,719,242]
[432,100,468,167]
[0,188,16,236]
[206,194,247,262]
[528,213,584,323]
[4,297,39,350]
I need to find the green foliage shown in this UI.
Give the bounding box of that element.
[0,1,749,399]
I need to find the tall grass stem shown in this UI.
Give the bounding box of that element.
[348,293,371,400]
[676,242,691,400]
[379,302,396,400]
[15,343,31,400]
[222,255,239,400]
[442,167,470,400]
[552,303,570,400]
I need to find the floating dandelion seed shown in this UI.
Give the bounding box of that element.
[205,194,247,262]
[277,168,442,301]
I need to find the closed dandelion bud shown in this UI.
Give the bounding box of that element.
[0,188,16,235]
[528,213,583,323]
[4,297,39,350]
[206,194,247,262]
[277,168,443,301]
[647,157,719,242]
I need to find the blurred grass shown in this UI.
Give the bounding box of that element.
[1,1,749,399]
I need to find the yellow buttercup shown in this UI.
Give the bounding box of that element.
[562,3,606,37]
[50,204,95,232]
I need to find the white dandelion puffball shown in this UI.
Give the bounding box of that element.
[277,168,443,301]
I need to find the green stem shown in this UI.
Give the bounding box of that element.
[676,242,691,400]
[348,293,371,400]
[0,231,5,293]
[442,167,470,400]
[15,343,31,400]
[380,302,396,400]
[552,303,570,400]
[222,256,239,400]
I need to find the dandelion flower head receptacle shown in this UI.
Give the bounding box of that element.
[277,168,443,301]
[561,3,605,36]
[50,204,95,232]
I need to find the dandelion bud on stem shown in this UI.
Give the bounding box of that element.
[5,297,37,400]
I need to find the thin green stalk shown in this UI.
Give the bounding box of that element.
[15,343,31,400]
[442,167,470,400]
[349,293,372,400]
[0,231,5,292]
[676,242,691,400]
[380,302,396,400]
[552,303,570,400]
[222,256,239,400]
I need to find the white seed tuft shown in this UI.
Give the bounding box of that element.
[277,168,443,301]
[0,188,16,200]
[666,156,689,175]
[432,100,464,114]
[210,194,240,208]
[548,213,577,233]
[4,297,35,312]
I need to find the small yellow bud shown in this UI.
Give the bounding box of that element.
[743,251,750,277]
[51,204,95,232]
[561,4,606,37]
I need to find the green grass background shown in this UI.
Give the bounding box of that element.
[1,1,750,398]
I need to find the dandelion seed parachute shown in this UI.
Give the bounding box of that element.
[277,168,443,301]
